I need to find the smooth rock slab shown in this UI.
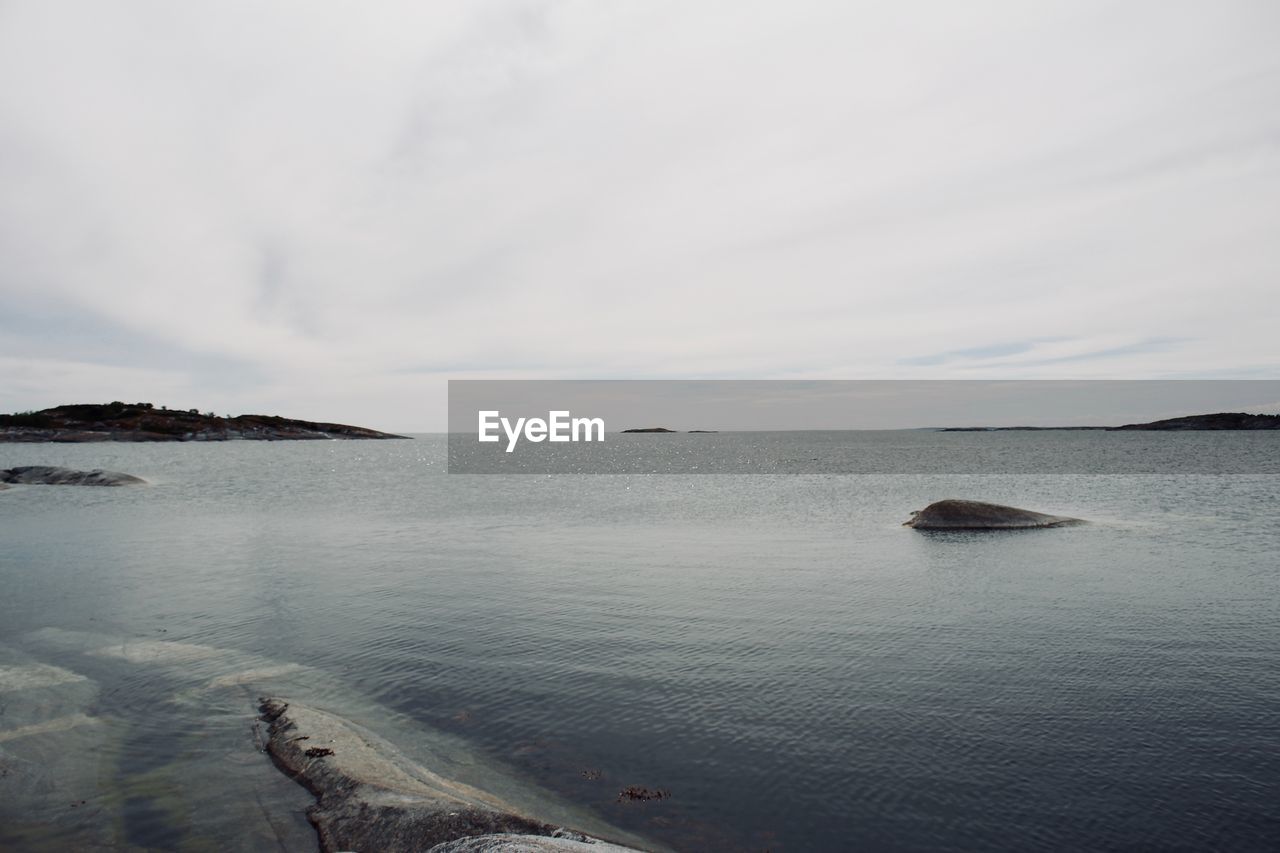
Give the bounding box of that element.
[0,663,89,693]
[259,698,645,853]
[905,499,1083,530]
[0,646,118,850]
[430,834,641,852]
[0,465,145,486]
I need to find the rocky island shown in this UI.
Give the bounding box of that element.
[619,428,719,433]
[940,411,1280,431]
[1108,412,1280,430]
[1,466,145,486]
[905,500,1083,530]
[0,402,409,442]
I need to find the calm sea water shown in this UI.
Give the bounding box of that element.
[1,432,1278,851]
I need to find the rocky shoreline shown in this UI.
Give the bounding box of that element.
[259,699,644,852]
[1,627,658,852]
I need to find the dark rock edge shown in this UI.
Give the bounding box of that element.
[258,698,642,853]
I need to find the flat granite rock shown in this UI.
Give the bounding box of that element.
[0,647,122,850]
[429,834,640,852]
[0,465,145,486]
[259,698,646,853]
[905,499,1083,530]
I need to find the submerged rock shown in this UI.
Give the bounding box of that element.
[0,465,145,486]
[259,698,645,853]
[0,647,120,850]
[905,499,1083,530]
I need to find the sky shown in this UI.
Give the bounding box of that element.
[1,1,1278,430]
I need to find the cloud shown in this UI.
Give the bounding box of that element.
[900,340,1059,366]
[1,1,1278,428]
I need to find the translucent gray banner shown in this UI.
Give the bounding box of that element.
[447,380,1280,474]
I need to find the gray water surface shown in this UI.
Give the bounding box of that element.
[2,433,1278,851]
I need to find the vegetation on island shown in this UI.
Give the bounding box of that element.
[0,401,409,442]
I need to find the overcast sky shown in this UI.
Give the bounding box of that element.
[2,1,1278,430]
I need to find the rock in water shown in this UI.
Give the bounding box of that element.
[0,466,145,486]
[905,499,1082,530]
[258,699,645,853]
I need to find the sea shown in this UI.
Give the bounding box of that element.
[1,432,1278,851]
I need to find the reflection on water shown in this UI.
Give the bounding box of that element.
[1,433,1279,851]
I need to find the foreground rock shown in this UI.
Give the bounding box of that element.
[431,836,640,852]
[18,629,641,850]
[0,465,146,486]
[905,499,1083,530]
[259,698,645,853]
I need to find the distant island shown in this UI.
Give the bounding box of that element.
[941,425,1108,432]
[941,412,1280,432]
[620,427,720,433]
[0,402,410,442]
[1109,412,1280,430]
